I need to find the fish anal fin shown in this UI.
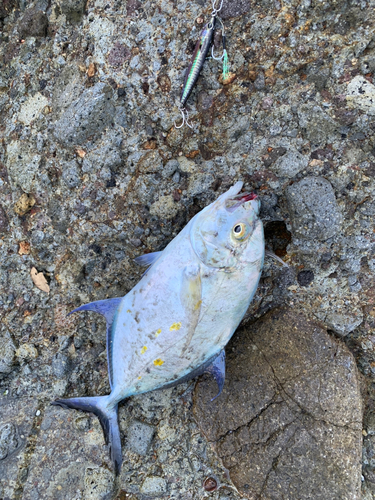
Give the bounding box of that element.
[205,349,226,401]
[68,297,122,390]
[51,395,122,475]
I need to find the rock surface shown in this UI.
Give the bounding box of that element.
[0,0,374,497]
[194,308,363,500]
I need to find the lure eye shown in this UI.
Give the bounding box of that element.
[232,223,246,239]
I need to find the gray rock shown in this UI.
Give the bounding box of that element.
[286,176,342,241]
[59,0,87,20]
[271,150,309,177]
[52,65,84,115]
[52,353,70,378]
[0,398,38,499]
[18,5,48,38]
[6,142,41,193]
[221,0,251,19]
[62,161,81,188]
[126,420,154,456]
[0,205,9,233]
[0,333,16,376]
[0,423,18,460]
[22,405,114,499]
[194,308,362,500]
[82,134,122,173]
[298,105,338,145]
[162,159,179,179]
[140,476,167,496]
[83,467,115,500]
[54,83,115,147]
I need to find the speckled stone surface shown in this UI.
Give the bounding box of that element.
[194,308,363,500]
[0,0,375,498]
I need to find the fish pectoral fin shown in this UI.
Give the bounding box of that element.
[134,251,162,267]
[180,263,202,353]
[68,297,121,322]
[204,349,226,401]
[265,249,288,267]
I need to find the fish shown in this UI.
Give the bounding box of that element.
[52,181,265,474]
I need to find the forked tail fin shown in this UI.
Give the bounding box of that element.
[51,396,122,475]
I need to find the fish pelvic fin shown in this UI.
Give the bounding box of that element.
[51,395,122,475]
[205,349,226,402]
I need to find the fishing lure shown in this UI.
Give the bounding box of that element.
[175,0,229,129]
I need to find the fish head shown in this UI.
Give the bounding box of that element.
[190,182,264,269]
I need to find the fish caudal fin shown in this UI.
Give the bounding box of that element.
[51,396,122,475]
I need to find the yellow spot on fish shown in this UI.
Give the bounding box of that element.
[153,358,164,366]
[155,328,162,337]
[127,309,131,313]
[138,376,142,380]
[170,322,182,331]
[194,300,202,310]
[140,346,147,354]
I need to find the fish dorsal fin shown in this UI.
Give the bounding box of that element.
[134,251,162,267]
[204,349,226,401]
[68,298,122,389]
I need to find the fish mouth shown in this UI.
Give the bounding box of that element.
[225,191,257,212]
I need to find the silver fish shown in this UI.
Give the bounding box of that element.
[52,181,265,474]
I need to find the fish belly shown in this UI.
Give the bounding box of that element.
[109,253,261,402]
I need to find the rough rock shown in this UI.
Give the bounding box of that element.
[126,420,155,456]
[271,150,309,178]
[149,194,179,219]
[54,83,115,146]
[0,331,15,377]
[18,5,49,39]
[6,142,41,194]
[0,204,9,232]
[347,75,375,115]
[21,405,112,500]
[18,93,49,125]
[0,398,39,500]
[286,177,342,241]
[0,0,375,496]
[194,308,362,500]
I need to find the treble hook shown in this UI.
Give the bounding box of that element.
[211,0,224,16]
[174,106,194,129]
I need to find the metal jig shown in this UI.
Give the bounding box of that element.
[174,0,227,129]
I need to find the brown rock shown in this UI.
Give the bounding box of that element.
[194,308,362,500]
[18,241,30,255]
[14,193,35,216]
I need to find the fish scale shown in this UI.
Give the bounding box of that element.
[52,182,265,475]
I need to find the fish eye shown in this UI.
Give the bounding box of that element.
[232,223,246,239]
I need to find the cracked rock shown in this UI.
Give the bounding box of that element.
[194,308,362,500]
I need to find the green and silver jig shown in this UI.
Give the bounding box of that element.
[175,0,229,129]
